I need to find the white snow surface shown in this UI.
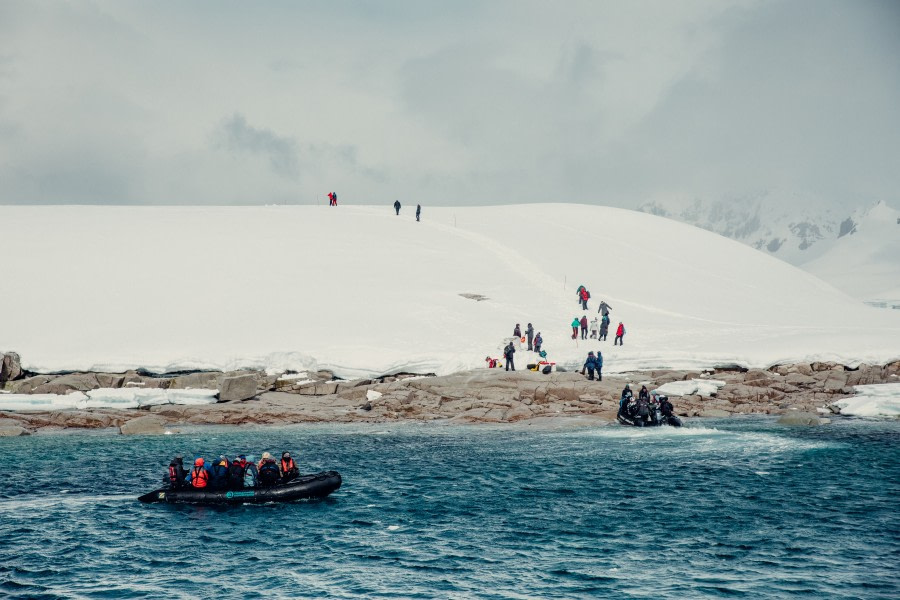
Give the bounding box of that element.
[1,205,898,378]
[0,388,218,412]
[831,384,900,417]
[802,202,900,301]
[654,379,726,398]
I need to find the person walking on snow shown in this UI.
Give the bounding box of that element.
[393,200,401,215]
[514,324,522,338]
[526,323,534,351]
[571,317,580,340]
[332,192,338,206]
[533,332,543,354]
[615,322,626,346]
[579,315,588,340]
[589,317,599,339]
[579,287,590,310]
[599,314,610,341]
[503,341,516,371]
[327,192,334,206]
[597,301,612,317]
[416,204,421,221]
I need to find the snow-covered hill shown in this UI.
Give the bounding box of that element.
[638,195,900,301]
[802,201,900,304]
[1,204,898,378]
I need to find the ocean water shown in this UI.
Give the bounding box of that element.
[1,417,897,599]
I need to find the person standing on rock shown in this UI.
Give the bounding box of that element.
[533,332,543,354]
[526,323,534,351]
[614,322,626,346]
[580,315,588,340]
[599,314,610,341]
[514,323,522,339]
[394,200,401,215]
[581,351,601,380]
[571,317,580,339]
[503,341,516,371]
[598,300,612,317]
[416,204,421,221]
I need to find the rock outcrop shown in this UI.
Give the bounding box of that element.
[0,352,23,384]
[2,360,897,431]
[119,415,167,435]
[218,374,258,402]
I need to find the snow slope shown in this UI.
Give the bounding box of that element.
[801,201,900,302]
[639,195,900,302]
[1,205,898,378]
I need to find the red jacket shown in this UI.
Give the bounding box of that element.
[616,323,625,336]
[580,289,589,301]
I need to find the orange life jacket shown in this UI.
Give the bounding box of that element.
[281,458,296,473]
[190,466,209,488]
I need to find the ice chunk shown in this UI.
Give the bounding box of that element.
[655,379,726,397]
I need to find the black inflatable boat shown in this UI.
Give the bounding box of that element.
[617,397,683,428]
[138,470,342,505]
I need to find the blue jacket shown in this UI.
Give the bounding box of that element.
[583,354,601,369]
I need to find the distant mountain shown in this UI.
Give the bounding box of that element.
[638,194,899,302]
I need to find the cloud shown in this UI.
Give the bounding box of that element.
[215,114,300,179]
[0,0,897,207]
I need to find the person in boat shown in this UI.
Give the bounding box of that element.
[209,456,230,491]
[638,385,650,403]
[186,458,210,489]
[659,395,675,418]
[635,391,651,425]
[258,455,280,488]
[227,455,247,490]
[280,451,299,484]
[243,455,259,489]
[618,384,633,420]
[165,455,188,489]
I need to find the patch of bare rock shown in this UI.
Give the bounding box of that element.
[1,351,898,434]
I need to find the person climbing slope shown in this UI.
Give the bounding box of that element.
[589,317,599,339]
[571,317,580,340]
[615,322,626,346]
[579,315,588,340]
[599,314,610,341]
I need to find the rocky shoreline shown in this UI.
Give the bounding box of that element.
[1,351,898,436]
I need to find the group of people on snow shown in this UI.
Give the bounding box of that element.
[572,287,624,345]
[487,322,544,371]
[392,200,422,221]
[327,192,338,206]
[165,451,299,492]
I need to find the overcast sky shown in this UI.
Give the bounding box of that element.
[1,0,898,207]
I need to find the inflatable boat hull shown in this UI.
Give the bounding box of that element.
[139,470,341,504]
[617,414,682,427]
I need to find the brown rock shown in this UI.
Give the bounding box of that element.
[822,371,849,392]
[1,352,23,384]
[0,425,30,436]
[777,412,822,426]
[218,374,258,402]
[31,373,101,395]
[120,415,167,435]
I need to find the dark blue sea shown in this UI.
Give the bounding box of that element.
[1,418,897,599]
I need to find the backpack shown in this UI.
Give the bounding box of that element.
[541,365,552,374]
[243,464,258,488]
[259,462,279,486]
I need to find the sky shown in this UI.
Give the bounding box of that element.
[0,0,898,207]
